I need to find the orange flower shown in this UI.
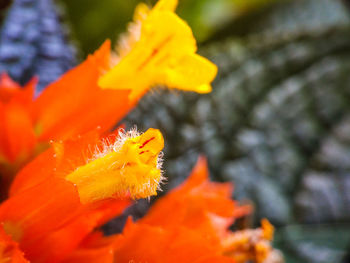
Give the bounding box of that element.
[0,41,133,190]
[1,127,164,262]
[62,158,280,263]
[140,157,252,238]
[1,148,281,263]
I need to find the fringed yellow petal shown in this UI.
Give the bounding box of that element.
[66,128,164,204]
[99,0,217,100]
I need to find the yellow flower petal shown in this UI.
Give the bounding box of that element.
[154,0,178,12]
[65,128,164,204]
[163,53,217,93]
[99,0,218,100]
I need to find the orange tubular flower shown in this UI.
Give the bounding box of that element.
[0,128,164,263]
[62,158,281,263]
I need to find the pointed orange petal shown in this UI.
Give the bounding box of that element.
[0,73,36,106]
[33,40,132,141]
[138,156,251,242]
[181,156,209,189]
[0,73,22,102]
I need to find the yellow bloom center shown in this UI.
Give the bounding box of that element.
[98,0,218,100]
[65,128,164,204]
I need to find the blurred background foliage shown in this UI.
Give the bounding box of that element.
[0,0,76,91]
[1,0,350,262]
